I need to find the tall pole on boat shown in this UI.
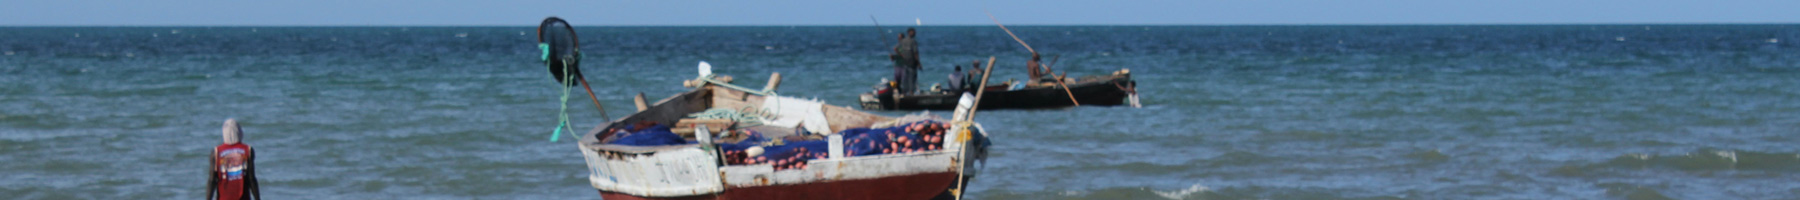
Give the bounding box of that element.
[950,56,996,200]
[990,13,1081,107]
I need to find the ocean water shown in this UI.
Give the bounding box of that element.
[2,25,1798,199]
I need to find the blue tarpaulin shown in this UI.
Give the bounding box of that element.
[604,125,692,146]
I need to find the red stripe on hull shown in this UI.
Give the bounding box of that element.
[599,172,959,200]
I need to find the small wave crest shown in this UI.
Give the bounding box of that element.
[1153,184,1212,200]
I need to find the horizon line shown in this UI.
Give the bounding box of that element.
[4,22,1799,27]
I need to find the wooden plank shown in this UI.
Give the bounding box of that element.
[821,104,890,133]
[677,119,735,127]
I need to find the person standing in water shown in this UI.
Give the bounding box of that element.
[207,119,261,200]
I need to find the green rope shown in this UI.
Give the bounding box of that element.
[542,42,591,142]
[539,43,550,61]
[550,57,581,142]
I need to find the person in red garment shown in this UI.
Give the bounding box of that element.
[207,119,261,200]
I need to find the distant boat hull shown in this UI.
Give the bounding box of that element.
[862,73,1134,110]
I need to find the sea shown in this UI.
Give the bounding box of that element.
[2,25,1798,199]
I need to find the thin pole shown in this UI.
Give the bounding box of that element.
[986,12,1034,54]
[953,56,996,200]
[1042,56,1078,106]
[577,76,611,122]
[870,16,891,47]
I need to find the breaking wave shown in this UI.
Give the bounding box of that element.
[1152,184,1212,200]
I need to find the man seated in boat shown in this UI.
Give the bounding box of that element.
[946,65,963,92]
[962,60,984,91]
[1026,53,1044,85]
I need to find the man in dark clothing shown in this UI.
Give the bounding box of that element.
[896,28,920,94]
[904,28,920,66]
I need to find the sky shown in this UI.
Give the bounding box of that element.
[2,0,1798,26]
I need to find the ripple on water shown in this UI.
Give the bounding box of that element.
[1554,149,1800,177]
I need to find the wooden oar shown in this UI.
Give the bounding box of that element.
[577,76,610,121]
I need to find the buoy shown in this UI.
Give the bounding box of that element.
[746,146,765,157]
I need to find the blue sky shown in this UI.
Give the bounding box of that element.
[3,0,1798,26]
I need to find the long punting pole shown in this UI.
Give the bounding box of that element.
[986,12,1034,54]
[1043,56,1080,106]
[989,13,1080,107]
[1055,72,1080,106]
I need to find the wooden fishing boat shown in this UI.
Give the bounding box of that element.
[577,70,993,200]
[861,69,1137,110]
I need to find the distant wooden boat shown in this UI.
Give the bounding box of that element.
[578,72,992,200]
[861,69,1136,110]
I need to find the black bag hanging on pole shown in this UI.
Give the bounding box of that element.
[539,17,582,86]
[536,17,611,141]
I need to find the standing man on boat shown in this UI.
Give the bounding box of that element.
[904,28,920,93]
[207,119,262,200]
[894,28,921,94]
[890,33,909,94]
